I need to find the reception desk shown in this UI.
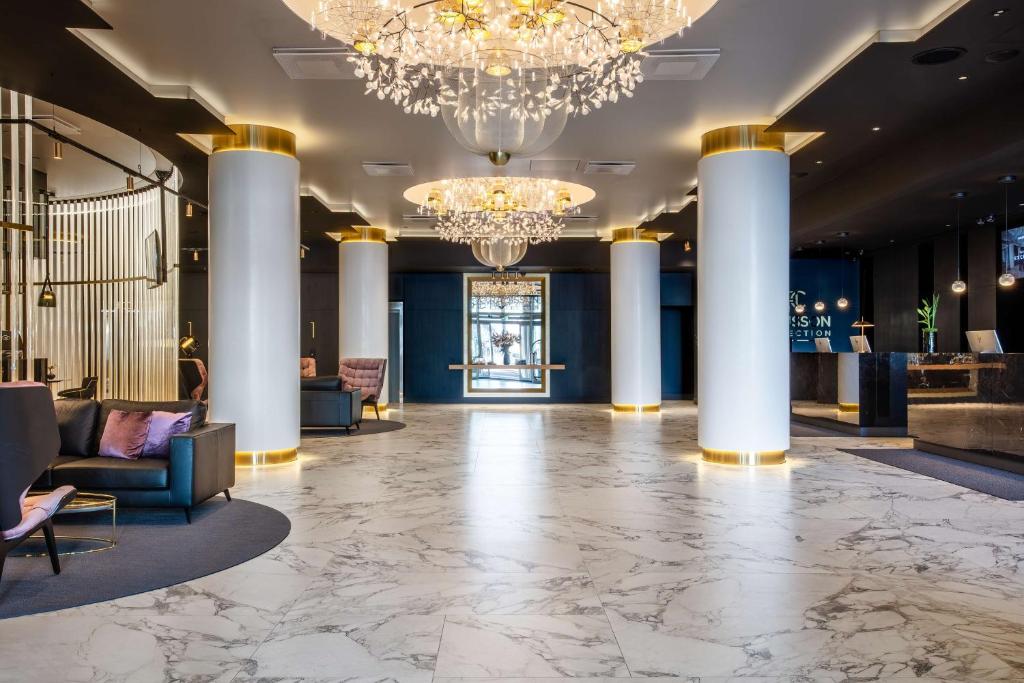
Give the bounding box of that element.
[791,352,908,436]
[908,353,1024,472]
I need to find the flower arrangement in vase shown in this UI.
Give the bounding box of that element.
[917,293,939,353]
[491,330,521,365]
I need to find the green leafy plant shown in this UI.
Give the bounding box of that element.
[917,293,939,332]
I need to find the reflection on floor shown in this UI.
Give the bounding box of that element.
[3,402,1024,680]
[791,399,860,425]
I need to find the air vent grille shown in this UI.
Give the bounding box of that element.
[273,47,357,80]
[363,162,414,176]
[584,161,635,175]
[640,49,720,81]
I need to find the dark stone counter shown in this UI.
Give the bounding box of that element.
[908,353,1024,468]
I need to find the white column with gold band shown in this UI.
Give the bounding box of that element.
[339,228,389,409]
[209,124,300,465]
[610,228,661,412]
[697,125,789,465]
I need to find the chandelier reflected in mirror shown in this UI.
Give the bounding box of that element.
[473,272,541,309]
[295,0,717,163]
[404,176,595,245]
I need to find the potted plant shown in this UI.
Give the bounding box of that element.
[491,330,521,365]
[917,293,939,353]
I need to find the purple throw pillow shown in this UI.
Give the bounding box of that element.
[98,410,153,460]
[142,411,193,458]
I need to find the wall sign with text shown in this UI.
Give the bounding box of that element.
[790,258,859,353]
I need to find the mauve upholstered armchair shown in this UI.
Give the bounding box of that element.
[0,382,78,585]
[339,358,387,419]
[300,357,317,378]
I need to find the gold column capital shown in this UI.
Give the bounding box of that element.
[340,227,388,244]
[611,228,659,244]
[700,125,785,159]
[212,124,296,157]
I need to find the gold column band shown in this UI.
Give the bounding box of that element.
[702,448,787,466]
[212,124,296,157]
[611,228,659,244]
[838,403,860,413]
[612,403,661,413]
[700,125,785,159]
[340,227,388,243]
[235,448,298,466]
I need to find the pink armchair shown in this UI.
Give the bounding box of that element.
[300,357,317,378]
[339,358,387,419]
[1,382,78,585]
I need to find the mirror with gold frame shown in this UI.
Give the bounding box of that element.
[464,274,548,395]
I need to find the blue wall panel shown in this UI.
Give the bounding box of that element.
[790,258,861,352]
[392,272,612,403]
[395,273,465,402]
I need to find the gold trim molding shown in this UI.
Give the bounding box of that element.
[340,227,388,243]
[701,125,785,159]
[212,124,296,157]
[702,448,787,466]
[838,403,860,413]
[235,448,298,466]
[613,403,661,413]
[611,228,659,244]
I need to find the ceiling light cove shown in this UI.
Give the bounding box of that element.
[404,176,595,245]
[283,0,717,163]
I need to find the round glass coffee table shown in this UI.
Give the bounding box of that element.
[16,491,117,557]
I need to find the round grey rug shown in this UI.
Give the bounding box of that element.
[0,498,290,618]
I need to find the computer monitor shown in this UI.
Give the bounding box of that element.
[849,335,872,353]
[814,338,833,353]
[966,329,1003,353]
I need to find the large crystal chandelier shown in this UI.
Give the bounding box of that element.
[404,176,595,245]
[298,0,717,163]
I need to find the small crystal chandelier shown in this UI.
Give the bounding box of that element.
[405,176,595,245]
[298,0,716,162]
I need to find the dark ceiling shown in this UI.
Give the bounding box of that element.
[5,0,1024,270]
[770,0,1024,253]
[0,0,231,202]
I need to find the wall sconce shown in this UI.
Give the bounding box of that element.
[186,201,194,218]
[683,240,693,252]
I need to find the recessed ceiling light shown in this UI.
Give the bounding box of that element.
[986,48,1020,63]
[958,75,968,80]
[836,231,850,238]
[815,160,823,165]
[872,126,881,132]
[992,8,1008,17]
[814,239,826,245]
[911,46,967,66]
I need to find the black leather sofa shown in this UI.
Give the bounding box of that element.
[36,398,235,522]
[301,376,362,432]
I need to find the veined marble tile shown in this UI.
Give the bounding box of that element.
[434,614,629,677]
[605,573,1021,680]
[241,613,443,682]
[291,569,602,615]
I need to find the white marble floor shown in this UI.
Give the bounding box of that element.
[2,402,1024,682]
